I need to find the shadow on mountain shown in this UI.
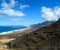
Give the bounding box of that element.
[6,19,60,50]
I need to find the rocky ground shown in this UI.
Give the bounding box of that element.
[0,20,60,50]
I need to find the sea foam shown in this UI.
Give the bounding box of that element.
[0,27,30,35]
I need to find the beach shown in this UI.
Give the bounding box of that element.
[0,27,29,34]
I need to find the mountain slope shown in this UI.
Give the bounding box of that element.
[30,21,53,29]
[7,20,60,50]
[0,21,53,39]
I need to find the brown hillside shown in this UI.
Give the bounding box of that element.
[7,20,60,50]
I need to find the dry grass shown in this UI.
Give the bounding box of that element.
[0,38,15,50]
[0,45,8,50]
[0,38,15,43]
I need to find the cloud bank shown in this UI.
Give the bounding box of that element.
[20,4,30,10]
[41,6,60,21]
[11,18,20,22]
[0,8,25,17]
[0,0,25,17]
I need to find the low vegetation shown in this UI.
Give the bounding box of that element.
[6,20,60,50]
[0,20,60,50]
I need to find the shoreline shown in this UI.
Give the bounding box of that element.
[0,27,30,35]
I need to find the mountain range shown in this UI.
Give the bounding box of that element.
[4,19,60,50]
[0,19,60,50]
[30,21,53,29]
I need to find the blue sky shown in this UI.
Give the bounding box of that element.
[0,0,60,26]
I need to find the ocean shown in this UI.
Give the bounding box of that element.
[0,26,27,33]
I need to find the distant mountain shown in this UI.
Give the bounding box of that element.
[58,18,60,21]
[30,21,53,29]
[6,19,60,50]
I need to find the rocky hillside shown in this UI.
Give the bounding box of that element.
[7,19,60,50]
[30,21,53,29]
[0,21,53,39]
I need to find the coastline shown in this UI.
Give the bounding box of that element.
[0,27,30,35]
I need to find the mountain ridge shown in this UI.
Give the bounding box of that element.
[6,19,60,50]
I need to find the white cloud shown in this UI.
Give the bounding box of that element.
[2,0,16,8]
[11,18,20,22]
[54,7,60,17]
[0,0,25,17]
[1,0,9,9]
[9,0,16,8]
[20,4,30,10]
[41,6,60,21]
[0,8,25,17]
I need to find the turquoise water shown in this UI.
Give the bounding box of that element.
[0,26,27,33]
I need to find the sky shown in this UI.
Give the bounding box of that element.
[0,0,60,26]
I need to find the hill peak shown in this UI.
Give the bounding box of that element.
[6,19,60,50]
[58,18,60,21]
